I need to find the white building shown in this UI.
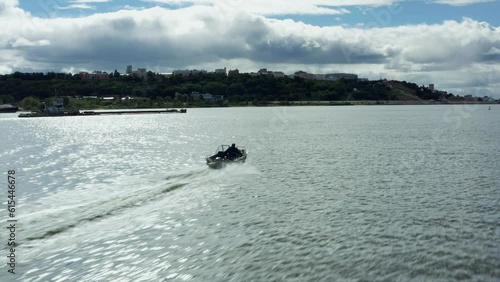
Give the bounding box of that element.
[137,68,146,76]
[190,91,224,101]
[325,73,358,81]
[272,71,285,78]
[214,67,227,75]
[131,68,147,78]
[173,69,207,76]
[258,68,270,75]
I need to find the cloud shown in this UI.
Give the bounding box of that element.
[141,0,395,15]
[57,4,96,10]
[1,2,500,97]
[69,0,112,3]
[57,0,112,11]
[0,0,21,16]
[121,5,147,10]
[431,0,495,6]
[9,38,50,48]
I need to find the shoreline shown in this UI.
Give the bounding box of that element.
[13,100,498,112]
[190,100,499,108]
[258,100,499,106]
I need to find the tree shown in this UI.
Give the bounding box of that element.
[19,96,43,111]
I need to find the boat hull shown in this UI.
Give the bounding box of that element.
[206,155,247,169]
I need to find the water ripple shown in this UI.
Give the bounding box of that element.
[1,107,499,281]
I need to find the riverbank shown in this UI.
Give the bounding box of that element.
[258,100,499,106]
[184,100,499,108]
[13,100,498,112]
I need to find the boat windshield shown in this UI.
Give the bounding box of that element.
[216,145,230,154]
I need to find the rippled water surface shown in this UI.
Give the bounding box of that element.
[1,105,499,281]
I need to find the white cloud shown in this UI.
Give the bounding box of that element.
[1,2,500,97]
[69,0,112,3]
[58,0,112,11]
[57,4,96,10]
[55,0,112,10]
[486,46,500,55]
[431,0,495,6]
[9,38,50,48]
[0,0,22,16]
[60,66,79,74]
[142,0,395,15]
[121,5,147,10]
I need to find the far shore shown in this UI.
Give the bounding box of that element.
[259,100,499,106]
[12,100,498,112]
[181,100,499,108]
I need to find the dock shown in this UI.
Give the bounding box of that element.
[82,109,187,115]
[19,108,186,118]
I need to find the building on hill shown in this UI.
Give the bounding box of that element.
[207,94,224,101]
[464,95,477,102]
[272,71,285,78]
[294,71,316,80]
[228,69,240,76]
[447,95,465,102]
[123,67,148,78]
[256,69,284,77]
[173,69,207,76]
[80,71,109,80]
[190,91,224,101]
[133,68,147,78]
[192,69,208,75]
[258,68,270,75]
[325,73,358,81]
[173,69,191,76]
[215,67,227,75]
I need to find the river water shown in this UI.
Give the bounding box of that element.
[1,105,499,281]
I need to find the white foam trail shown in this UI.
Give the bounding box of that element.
[16,167,211,243]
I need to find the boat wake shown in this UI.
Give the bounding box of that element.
[17,164,259,245]
[18,167,212,244]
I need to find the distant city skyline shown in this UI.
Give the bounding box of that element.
[2,0,500,97]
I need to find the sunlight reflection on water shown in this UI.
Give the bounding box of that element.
[1,106,499,281]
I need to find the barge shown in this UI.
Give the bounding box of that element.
[18,98,186,118]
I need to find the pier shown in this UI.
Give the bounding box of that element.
[18,108,186,118]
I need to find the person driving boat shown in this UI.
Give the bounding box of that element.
[224,144,241,160]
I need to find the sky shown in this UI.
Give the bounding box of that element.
[2,0,500,97]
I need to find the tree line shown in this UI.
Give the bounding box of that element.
[0,71,443,110]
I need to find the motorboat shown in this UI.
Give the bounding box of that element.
[206,145,247,169]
